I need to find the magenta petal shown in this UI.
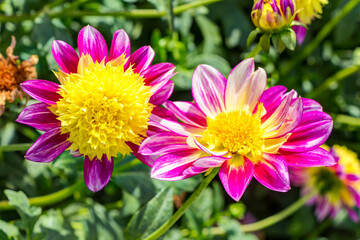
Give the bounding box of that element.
[21,80,61,104]
[17,103,60,131]
[292,24,307,45]
[25,128,71,163]
[163,101,207,128]
[284,147,336,167]
[253,153,290,192]
[149,80,174,105]
[139,132,192,155]
[127,142,158,167]
[78,25,108,63]
[185,156,228,176]
[260,86,287,112]
[84,155,113,192]
[346,207,359,222]
[51,40,79,73]
[192,64,226,118]
[142,62,176,85]
[219,157,254,201]
[108,29,131,61]
[151,149,202,181]
[280,111,333,153]
[302,98,323,112]
[129,46,155,73]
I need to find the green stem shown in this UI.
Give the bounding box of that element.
[0,179,83,211]
[246,43,262,59]
[334,114,360,127]
[115,158,142,172]
[241,191,315,232]
[0,0,221,22]
[0,143,32,152]
[306,65,360,99]
[281,0,360,75]
[144,168,220,240]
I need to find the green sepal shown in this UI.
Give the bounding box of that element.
[247,28,261,48]
[271,33,286,53]
[290,20,308,29]
[280,28,297,51]
[259,34,271,52]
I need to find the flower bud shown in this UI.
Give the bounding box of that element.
[251,0,296,33]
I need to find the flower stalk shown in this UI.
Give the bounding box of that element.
[241,191,315,232]
[0,143,32,152]
[144,168,220,240]
[0,179,83,211]
[281,0,360,75]
[0,0,221,22]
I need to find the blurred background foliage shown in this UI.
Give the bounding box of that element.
[0,0,360,239]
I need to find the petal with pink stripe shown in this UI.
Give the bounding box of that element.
[17,102,60,131]
[129,46,155,73]
[279,111,333,153]
[21,80,61,105]
[253,153,290,192]
[219,156,254,201]
[78,25,108,63]
[108,29,131,61]
[225,58,255,111]
[139,132,192,155]
[284,147,336,167]
[25,128,71,163]
[192,64,226,118]
[151,149,202,181]
[52,40,79,74]
[163,101,207,128]
[84,155,114,192]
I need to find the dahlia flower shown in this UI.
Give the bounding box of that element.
[292,0,328,44]
[17,25,175,192]
[251,0,296,33]
[0,36,38,116]
[292,145,360,221]
[139,58,335,201]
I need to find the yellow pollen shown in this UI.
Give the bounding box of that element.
[51,54,153,160]
[201,110,265,158]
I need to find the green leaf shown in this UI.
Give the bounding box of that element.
[195,15,222,54]
[259,34,271,52]
[280,29,297,51]
[183,188,213,233]
[247,28,261,48]
[125,187,174,240]
[5,190,42,238]
[152,175,203,194]
[112,171,156,204]
[0,219,20,239]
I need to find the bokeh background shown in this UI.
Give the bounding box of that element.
[0,0,360,239]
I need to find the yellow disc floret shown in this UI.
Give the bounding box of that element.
[52,55,153,160]
[332,145,360,176]
[201,110,265,158]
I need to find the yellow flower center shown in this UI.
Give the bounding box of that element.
[52,55,153,160]
[201,110,265,158]
[333,145,360,176]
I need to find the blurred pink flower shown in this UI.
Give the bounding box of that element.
[292,145,360,221]
[139,58,335,201]
[17,25,175,192]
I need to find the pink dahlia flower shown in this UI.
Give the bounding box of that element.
[138,58,335,201]
[17,25,175,192]
[292,145,360,221]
